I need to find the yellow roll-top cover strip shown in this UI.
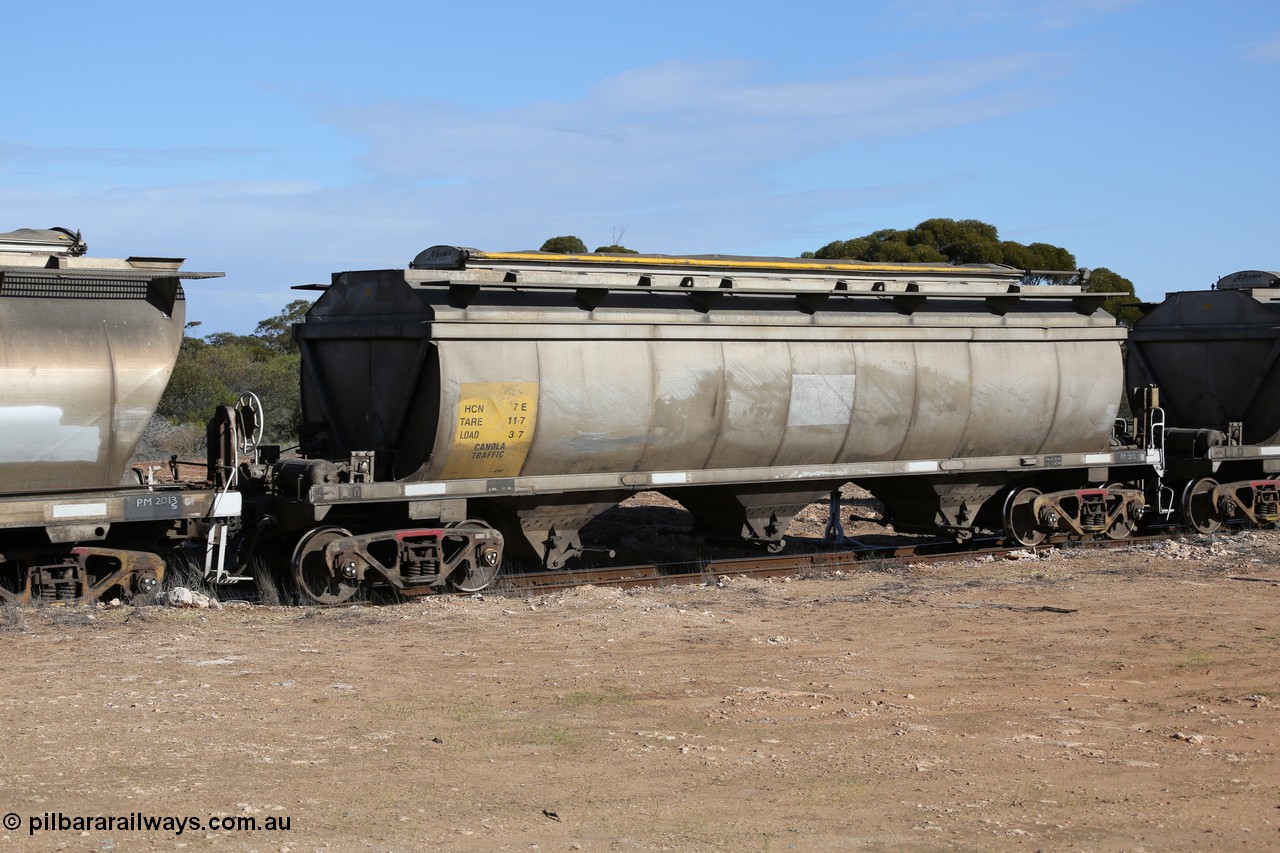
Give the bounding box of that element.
[412,245,1022,278]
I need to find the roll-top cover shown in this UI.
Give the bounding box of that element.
[0,227,87,255]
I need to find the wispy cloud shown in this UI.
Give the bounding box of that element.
[1245,33,1280,64]
[319,55,1051,209]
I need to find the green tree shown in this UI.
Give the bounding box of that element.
[1018,242,1079,285]
[253,298,311,354]
[812,218,1080,285]
[158,336,233,427]
[540,235,588,254]
[154,302,308,450]
[912,218,1002,264]
[813,229,946,263]
[1084,267,1142,326]
[593,244,638,253]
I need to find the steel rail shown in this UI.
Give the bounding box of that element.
[471,528,1187,597]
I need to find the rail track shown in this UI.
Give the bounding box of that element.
[199,524,1205,607]
[472,527,1188,598]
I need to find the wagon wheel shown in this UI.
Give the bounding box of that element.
[1104,483,1135,541]
[292,526,359,604]
[1181,478,1222,534]
[445,520,504,593]
[1002,487,1046,547]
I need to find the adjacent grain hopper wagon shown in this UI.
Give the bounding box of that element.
[0,228,239,602]
[1127,270,1280,532]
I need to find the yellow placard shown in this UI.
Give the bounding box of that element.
[440,382,539,479]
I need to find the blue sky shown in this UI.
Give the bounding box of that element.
[4,0,1278,333]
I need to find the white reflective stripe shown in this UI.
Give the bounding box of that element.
[211,492,242,518]
[1083,454,1111,465]
[52,502,107,519]
[1261,446,1280,457]
[405,482,447,496]
[905,461,939,473]
[651,472,689,485]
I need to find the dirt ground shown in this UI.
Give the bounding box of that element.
[2,517,1279,850]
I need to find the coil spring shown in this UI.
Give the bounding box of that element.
[1082,509,1106,531]
[37,580,78,602]
[399,540,441,582]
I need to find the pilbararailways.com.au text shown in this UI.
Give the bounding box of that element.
[9,811,292,836]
